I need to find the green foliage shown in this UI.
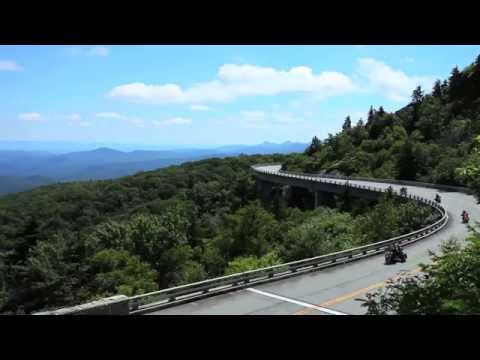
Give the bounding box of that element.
[283,54,480,190]
[175,260,207,285]
[219,201,281,258]
[281,208,357,261]
[456,135,480,201]
[224,251,281,275]
[90,249,158,297]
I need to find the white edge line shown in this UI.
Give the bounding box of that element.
[246,288,347,315]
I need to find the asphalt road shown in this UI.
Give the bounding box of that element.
[148,165,478,315]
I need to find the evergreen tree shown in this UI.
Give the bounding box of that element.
[342,116,352,132]
[367,106,375,125]
[441,80,449,97]
[377,106,385,117]
[305,136,322,156]
[396,139,418,180]
[432,80,442,97]
[448,66,462,99]
[411,86,424,104]
[450,66,461,83]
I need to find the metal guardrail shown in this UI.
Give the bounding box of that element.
[125,164,448,314]
[252,163,473,194]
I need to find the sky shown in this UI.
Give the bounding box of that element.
[1,45,480,148]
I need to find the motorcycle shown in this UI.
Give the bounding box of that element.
[384,246,407,265]
[462,214,470,224]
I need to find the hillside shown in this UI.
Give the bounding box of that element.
[283,55,480,201]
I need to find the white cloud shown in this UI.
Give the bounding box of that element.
[154,117,192,126]
[241,110,266,119]
[67,46,110,57]
[272,112,302,124]
[190,104,212,111]
[63,114,90,127]
[241,111,267,128]
[356,58,436,101]
[95,112,127,119]
[64,114,82,121]
[0,60,22,71]
[95,112,145,127]
[89,46,110,57]
[108,64,356,105]
[231,56,246,63]
[240,110,304,128]
[19,112,43,122]
[125,117,145,127]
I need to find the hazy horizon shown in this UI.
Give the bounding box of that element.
[0,138,308,154]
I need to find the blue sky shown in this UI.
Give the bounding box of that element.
[1,45,480,148]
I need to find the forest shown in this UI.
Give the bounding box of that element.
[1,54,480,315]
[283,55,480,201]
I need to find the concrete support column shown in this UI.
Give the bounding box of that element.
[257,179,274,202]
[313,190,336,208]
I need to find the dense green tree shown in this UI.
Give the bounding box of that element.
[224,251,281,275]
[353,196,398,244]
[281,208,357,261]
[90,249,158,297]
[305,136,322,156]
[221,201,280,258]
[395,138,418,180]
[456,135,480,201]
[432,79,442,98]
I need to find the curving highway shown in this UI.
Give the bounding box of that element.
[148,164,478,315]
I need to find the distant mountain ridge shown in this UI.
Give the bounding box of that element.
[0,141,308,195]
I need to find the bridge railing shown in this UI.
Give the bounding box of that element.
[124,168,447,314]
[251,163,473,194]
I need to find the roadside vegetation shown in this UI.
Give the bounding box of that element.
[360,224,480,314]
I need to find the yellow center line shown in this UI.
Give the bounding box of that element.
[294,267,422,315]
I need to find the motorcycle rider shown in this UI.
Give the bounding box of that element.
[385,243,406,264]
[435,194,441,203]
[394,243,402,256]
[462,210,470,223]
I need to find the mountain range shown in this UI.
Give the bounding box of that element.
[0,141,307,195]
